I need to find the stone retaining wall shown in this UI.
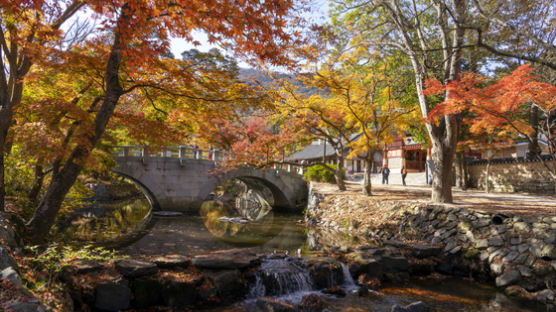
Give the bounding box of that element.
[306,187,556,307]
[468,159,555,194]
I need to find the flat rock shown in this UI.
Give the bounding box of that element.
[153,211,183,217]
[475,239,488,249]
[514,222,530,232]
[495,270,521,287]
[192,249,259,269]
[383,239,407,248]
[153,255,190,268]
[489,262,504,275]
[502,251,519,263]
[488,237,504,247]
[69,259,103,274]
[116,259,157,278]
[411,245,442,259]
[449,246,462,255]
[510,237,521,245]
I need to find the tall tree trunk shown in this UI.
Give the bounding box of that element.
[386,0,466,203]
[430,135,457,202]
[485,159,491,193]
[528,105,540,159]
[335,155,346,191]
[363,156,372,195]
[0,134,6,212]
[26,24,125,242]
[28,164,46,204]
[461,153,468,190]
[455,151,465,189]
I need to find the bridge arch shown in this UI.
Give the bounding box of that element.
[198,167,301,213]
[112,156,307,213]
[113,172,161,211]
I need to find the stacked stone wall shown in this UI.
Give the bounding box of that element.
[467,159,555,194]
[306,188,556,306]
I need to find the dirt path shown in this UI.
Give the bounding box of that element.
[315,182,556,217]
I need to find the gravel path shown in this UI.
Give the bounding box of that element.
[316,182,556,217]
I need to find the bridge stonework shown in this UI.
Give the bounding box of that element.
[113,156,308,213]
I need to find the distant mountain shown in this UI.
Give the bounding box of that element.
[238,68,319,95]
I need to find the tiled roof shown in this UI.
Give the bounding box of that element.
[287,144,336,161]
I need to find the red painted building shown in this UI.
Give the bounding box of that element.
[383,136,427,172]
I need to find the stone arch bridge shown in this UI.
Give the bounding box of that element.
[111,146,308,213]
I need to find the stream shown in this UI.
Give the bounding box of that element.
[56,183,545,312]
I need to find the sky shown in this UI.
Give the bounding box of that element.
[169,0,330,68]
[62,1,330,70]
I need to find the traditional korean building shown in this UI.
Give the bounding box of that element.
[383,136,427,172]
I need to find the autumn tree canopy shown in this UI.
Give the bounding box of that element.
[1,0,306,240]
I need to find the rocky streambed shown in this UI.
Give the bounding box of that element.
[48,245,548,311]
[2,180,555,311]
[306,183,556,310]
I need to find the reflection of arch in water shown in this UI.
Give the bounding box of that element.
[199,168,295,213]
[114,172,160,211]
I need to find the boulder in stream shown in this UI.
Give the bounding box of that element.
[308,260,343,289]
[391,301,430,312]
[298,294,328,312]
[192,249,259,269]
[255,297,296,312]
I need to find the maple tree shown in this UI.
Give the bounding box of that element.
[0,1,85,212]
[330,0,470,203]
[277,78,356,191]
[426,64,556,193]
[307,53,417,195]
[1,0,305,241]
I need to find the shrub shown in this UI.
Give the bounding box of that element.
[303,164,345,184]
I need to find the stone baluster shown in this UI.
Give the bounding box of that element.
[141,146,148,165]
[179,146,186,166]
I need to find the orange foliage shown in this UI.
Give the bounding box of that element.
[426,64,556,139]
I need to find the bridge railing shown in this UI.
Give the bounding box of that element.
[111,145,226,165]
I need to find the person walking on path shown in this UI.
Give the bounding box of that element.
[382,165,390,184]
[401,166,407,186]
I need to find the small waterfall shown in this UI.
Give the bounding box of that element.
[340,262,358,291]
[248,257,313,297]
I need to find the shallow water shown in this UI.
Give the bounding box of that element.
[122,214,307,256]
[61,196,543,311]
[234,277,544,312]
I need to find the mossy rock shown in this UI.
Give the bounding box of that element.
[436,213,447,221]
[458,221,472,232]
[464,248,480,258]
